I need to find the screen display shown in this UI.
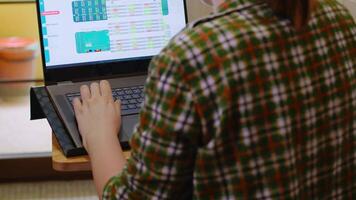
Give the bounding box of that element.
[38,0,186,68]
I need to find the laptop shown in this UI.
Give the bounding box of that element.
[35,0,188,152]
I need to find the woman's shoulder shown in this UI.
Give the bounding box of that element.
[316,0,355,20]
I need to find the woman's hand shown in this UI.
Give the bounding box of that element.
[72,80,121,154]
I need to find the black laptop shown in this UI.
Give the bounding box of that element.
[35,0,188,152]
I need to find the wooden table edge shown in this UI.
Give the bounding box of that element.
[52,134,131,172]
[52,135,91,172]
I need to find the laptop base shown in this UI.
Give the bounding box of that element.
[30,86,130,157]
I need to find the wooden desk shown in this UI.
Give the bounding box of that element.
[52,135,131,172]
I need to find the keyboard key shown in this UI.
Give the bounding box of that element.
[129,99,137,104]
[128,104,136,109]
[116,95,124,101]
[115,90,124,96]
[123,95,132,100]
[132,94,140,98]
[121,105,128,110]
[125,90,133,94]
[121,100,129,105]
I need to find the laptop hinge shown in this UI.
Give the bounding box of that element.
[57,81,74,86]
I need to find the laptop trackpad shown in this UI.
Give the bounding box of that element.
[120,114,139,142]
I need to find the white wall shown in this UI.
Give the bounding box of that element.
[186,1,212,21]
[342,0,356,19]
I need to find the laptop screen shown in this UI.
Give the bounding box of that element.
[38,0,187,69]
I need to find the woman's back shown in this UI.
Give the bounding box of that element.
[103,0,355,199]
[179,0,356,198]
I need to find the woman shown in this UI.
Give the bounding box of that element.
[73,0,356,199]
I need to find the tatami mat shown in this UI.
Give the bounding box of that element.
[0,180,98,200]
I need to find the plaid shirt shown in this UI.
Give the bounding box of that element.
[103,0,356,199]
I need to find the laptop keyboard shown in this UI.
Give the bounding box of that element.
[66,85,145,115]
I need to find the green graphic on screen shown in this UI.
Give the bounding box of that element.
[72,0,107,22]
[161,0,168,16]
[75,30,110,54]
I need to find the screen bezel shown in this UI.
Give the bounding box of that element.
[36,0,188,85]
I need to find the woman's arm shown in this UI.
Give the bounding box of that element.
[86,133,126,198]
[73,80,127,197]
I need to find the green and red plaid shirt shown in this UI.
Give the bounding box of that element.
[103,0,356,199]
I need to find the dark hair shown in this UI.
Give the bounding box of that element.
[267,0,316,29]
